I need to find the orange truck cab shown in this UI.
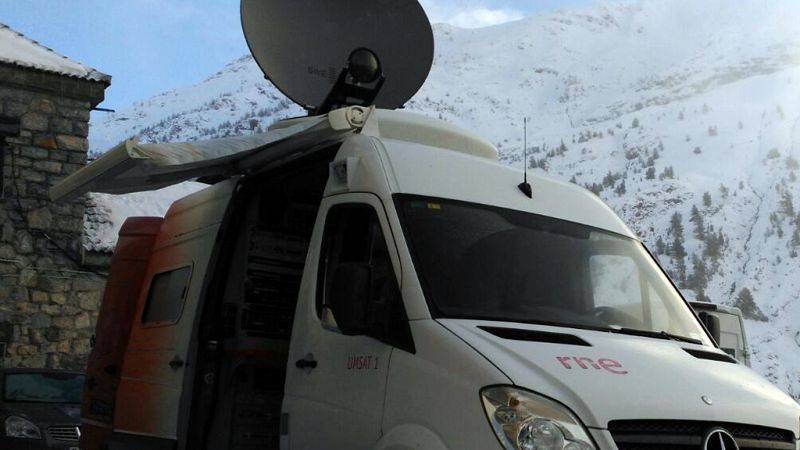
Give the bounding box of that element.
[79,218,163,449]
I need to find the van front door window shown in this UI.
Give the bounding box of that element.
[316,203,413,351]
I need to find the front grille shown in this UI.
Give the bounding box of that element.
[608,420,795,450]
[48,425,79,442]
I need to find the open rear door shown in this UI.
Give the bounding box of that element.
[80,217,163,450]
[110,180,237,449]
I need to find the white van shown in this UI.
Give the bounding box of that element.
[59,104,800,450]
[53,2,799,450]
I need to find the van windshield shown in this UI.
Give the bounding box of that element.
[396,195,712,346]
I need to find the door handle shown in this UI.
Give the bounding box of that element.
[295,355,317,370]
[169,355,185,370]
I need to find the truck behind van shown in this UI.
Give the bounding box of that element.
[53,1,799,450]
[691,302,751,367]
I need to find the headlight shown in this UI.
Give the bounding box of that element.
[4,415,42,439]
[481,386,596,450]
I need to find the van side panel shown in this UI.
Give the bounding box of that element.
[111,181,236,445]
[80,217,164,450]
[380,321,510,450]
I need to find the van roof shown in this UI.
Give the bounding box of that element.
[375,136,635,238]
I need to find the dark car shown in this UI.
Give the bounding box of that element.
[0,369,83,450]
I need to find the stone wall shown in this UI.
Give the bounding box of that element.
[0,64,108,370]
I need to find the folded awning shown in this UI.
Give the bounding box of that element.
[51,107,367,201]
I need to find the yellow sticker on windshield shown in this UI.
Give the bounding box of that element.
[427,203,441,210]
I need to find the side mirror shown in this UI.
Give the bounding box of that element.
[698,311,721,345]
[329,262,372,335]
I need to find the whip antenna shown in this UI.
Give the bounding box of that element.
[518,117,533,198]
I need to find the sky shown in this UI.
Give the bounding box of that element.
[0,0,597,111]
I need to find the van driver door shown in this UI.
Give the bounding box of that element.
[283,193,413,450]
[111,180,237,449]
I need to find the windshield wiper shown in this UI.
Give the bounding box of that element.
[608,327,703,345]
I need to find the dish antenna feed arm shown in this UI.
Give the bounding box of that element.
[314,48,386,115]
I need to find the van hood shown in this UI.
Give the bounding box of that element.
[440,319,800,435]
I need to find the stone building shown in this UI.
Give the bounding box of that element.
[0,23,110,369]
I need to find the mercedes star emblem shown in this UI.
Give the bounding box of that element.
[703,428,739,450]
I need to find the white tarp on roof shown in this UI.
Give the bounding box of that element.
[0,22,110,83]
[51,107,364,201]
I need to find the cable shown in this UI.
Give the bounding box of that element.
[0,257,104,276]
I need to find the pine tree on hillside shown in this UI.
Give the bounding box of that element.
[655,236,666,254]
[614,180,627,196]
[690,254,708,292]
[603,171,617,188]
[733,288,767,322]
[780,191,795,219]
[694,289,710,303]
[672,236,687,287]
[659,166,675,180]
[584,182,603,195]
[690,205,705,240]
[558,140,568,155]
[703,229,725,261]
[790,229,800,258]
[669,212,684,238]
[703,192,712,208]
[676,258,687,288]
[790,214,800,249]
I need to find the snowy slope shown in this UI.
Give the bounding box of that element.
[88,0,800,399]
[89,55,305,154]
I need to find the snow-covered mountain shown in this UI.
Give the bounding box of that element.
[88,0,800,398]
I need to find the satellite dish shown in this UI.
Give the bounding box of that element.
[241,0,434,113]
